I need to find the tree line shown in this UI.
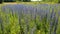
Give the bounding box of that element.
[0,0,60,3]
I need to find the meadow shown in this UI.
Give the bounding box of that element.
[0,3,60,34]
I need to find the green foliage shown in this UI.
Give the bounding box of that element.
[0,10,59,34]
[0,5,60,34]
[42,0,59,3]
[0,11,20,34]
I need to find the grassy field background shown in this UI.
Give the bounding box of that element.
[0,2,60,34]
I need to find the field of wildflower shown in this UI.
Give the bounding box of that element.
[0,3,60,34]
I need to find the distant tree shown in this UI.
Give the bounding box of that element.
[18,0,31,2]
[4,0,16,2]
[58,0,60,3]
[0,0,2,3]
[23,0,31,2]
[42,0,59,3]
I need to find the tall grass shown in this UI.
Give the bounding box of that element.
[0,4,60,34]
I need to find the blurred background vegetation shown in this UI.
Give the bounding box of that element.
[0,0,60,3]
[0,0,60,34]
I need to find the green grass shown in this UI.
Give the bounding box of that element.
[0,3,60,34]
